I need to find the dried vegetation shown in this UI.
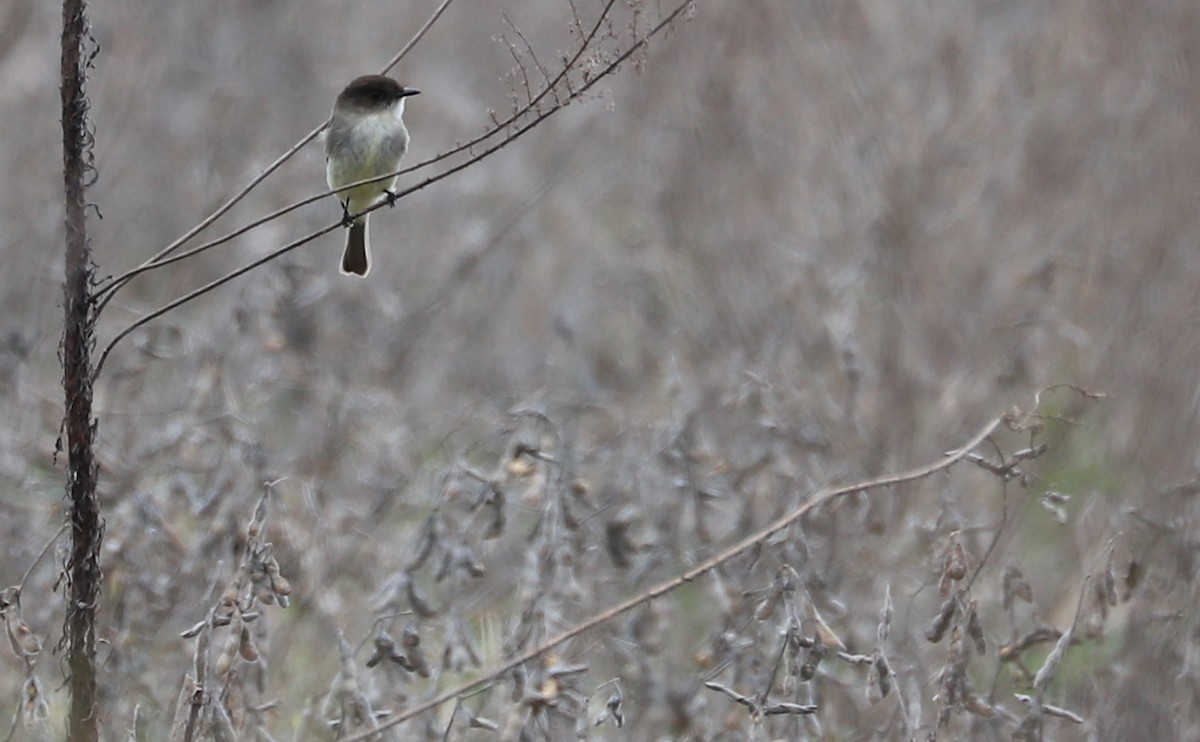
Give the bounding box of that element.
[2,0,1199,739]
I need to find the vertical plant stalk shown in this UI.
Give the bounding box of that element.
[61,0,101,740]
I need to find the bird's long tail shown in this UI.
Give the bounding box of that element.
[340,217,371,277]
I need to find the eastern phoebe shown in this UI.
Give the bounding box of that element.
[325,75,420,276]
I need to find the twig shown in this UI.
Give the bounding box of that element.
[500,30,536,108]
[1032,537,1119,695]
[503,14,555,102]
[381,0,456,77]
[15,523,67,596]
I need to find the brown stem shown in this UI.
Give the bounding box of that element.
[60,0,102,739]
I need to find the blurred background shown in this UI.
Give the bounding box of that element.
[2,0,1199,738]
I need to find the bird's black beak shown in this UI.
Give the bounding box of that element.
[401,87,421,98]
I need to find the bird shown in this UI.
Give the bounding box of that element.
[325,74,420,277]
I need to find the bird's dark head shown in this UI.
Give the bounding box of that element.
[335,75,420,112]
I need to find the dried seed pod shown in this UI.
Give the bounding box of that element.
[407,575,437,618]
[877,585,894,644]
[266,559,292,596]
[966,600,985,654]
[214,643,236,677]
[20,675,49,725]
[604,687,624,728]
[866,658,883,706]
[238,625,259,661]
[402,625,430,677]
[180,620,207,639]
[946,539,967,581]
[401,625,421,650]
[6,619,41,659]
[800,638,827,681]
[215,613,245,676]
[483,487,506,540]
[876,652,892,700]
[406,515,438,571]
[938,569,954,598]
[366,632,395,669]
[926,595,957,643]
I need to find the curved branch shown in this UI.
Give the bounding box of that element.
[93,125,325,302]
[381,0,457,78]
[91,222,343,381]
[94,185,330,309]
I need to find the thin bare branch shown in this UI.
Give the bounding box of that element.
[381,0,456,77]
[16,523,67,597]
[94,125,325,308]
[503,14,556,102]
[92,221,342,380]
[500,30,536,108]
